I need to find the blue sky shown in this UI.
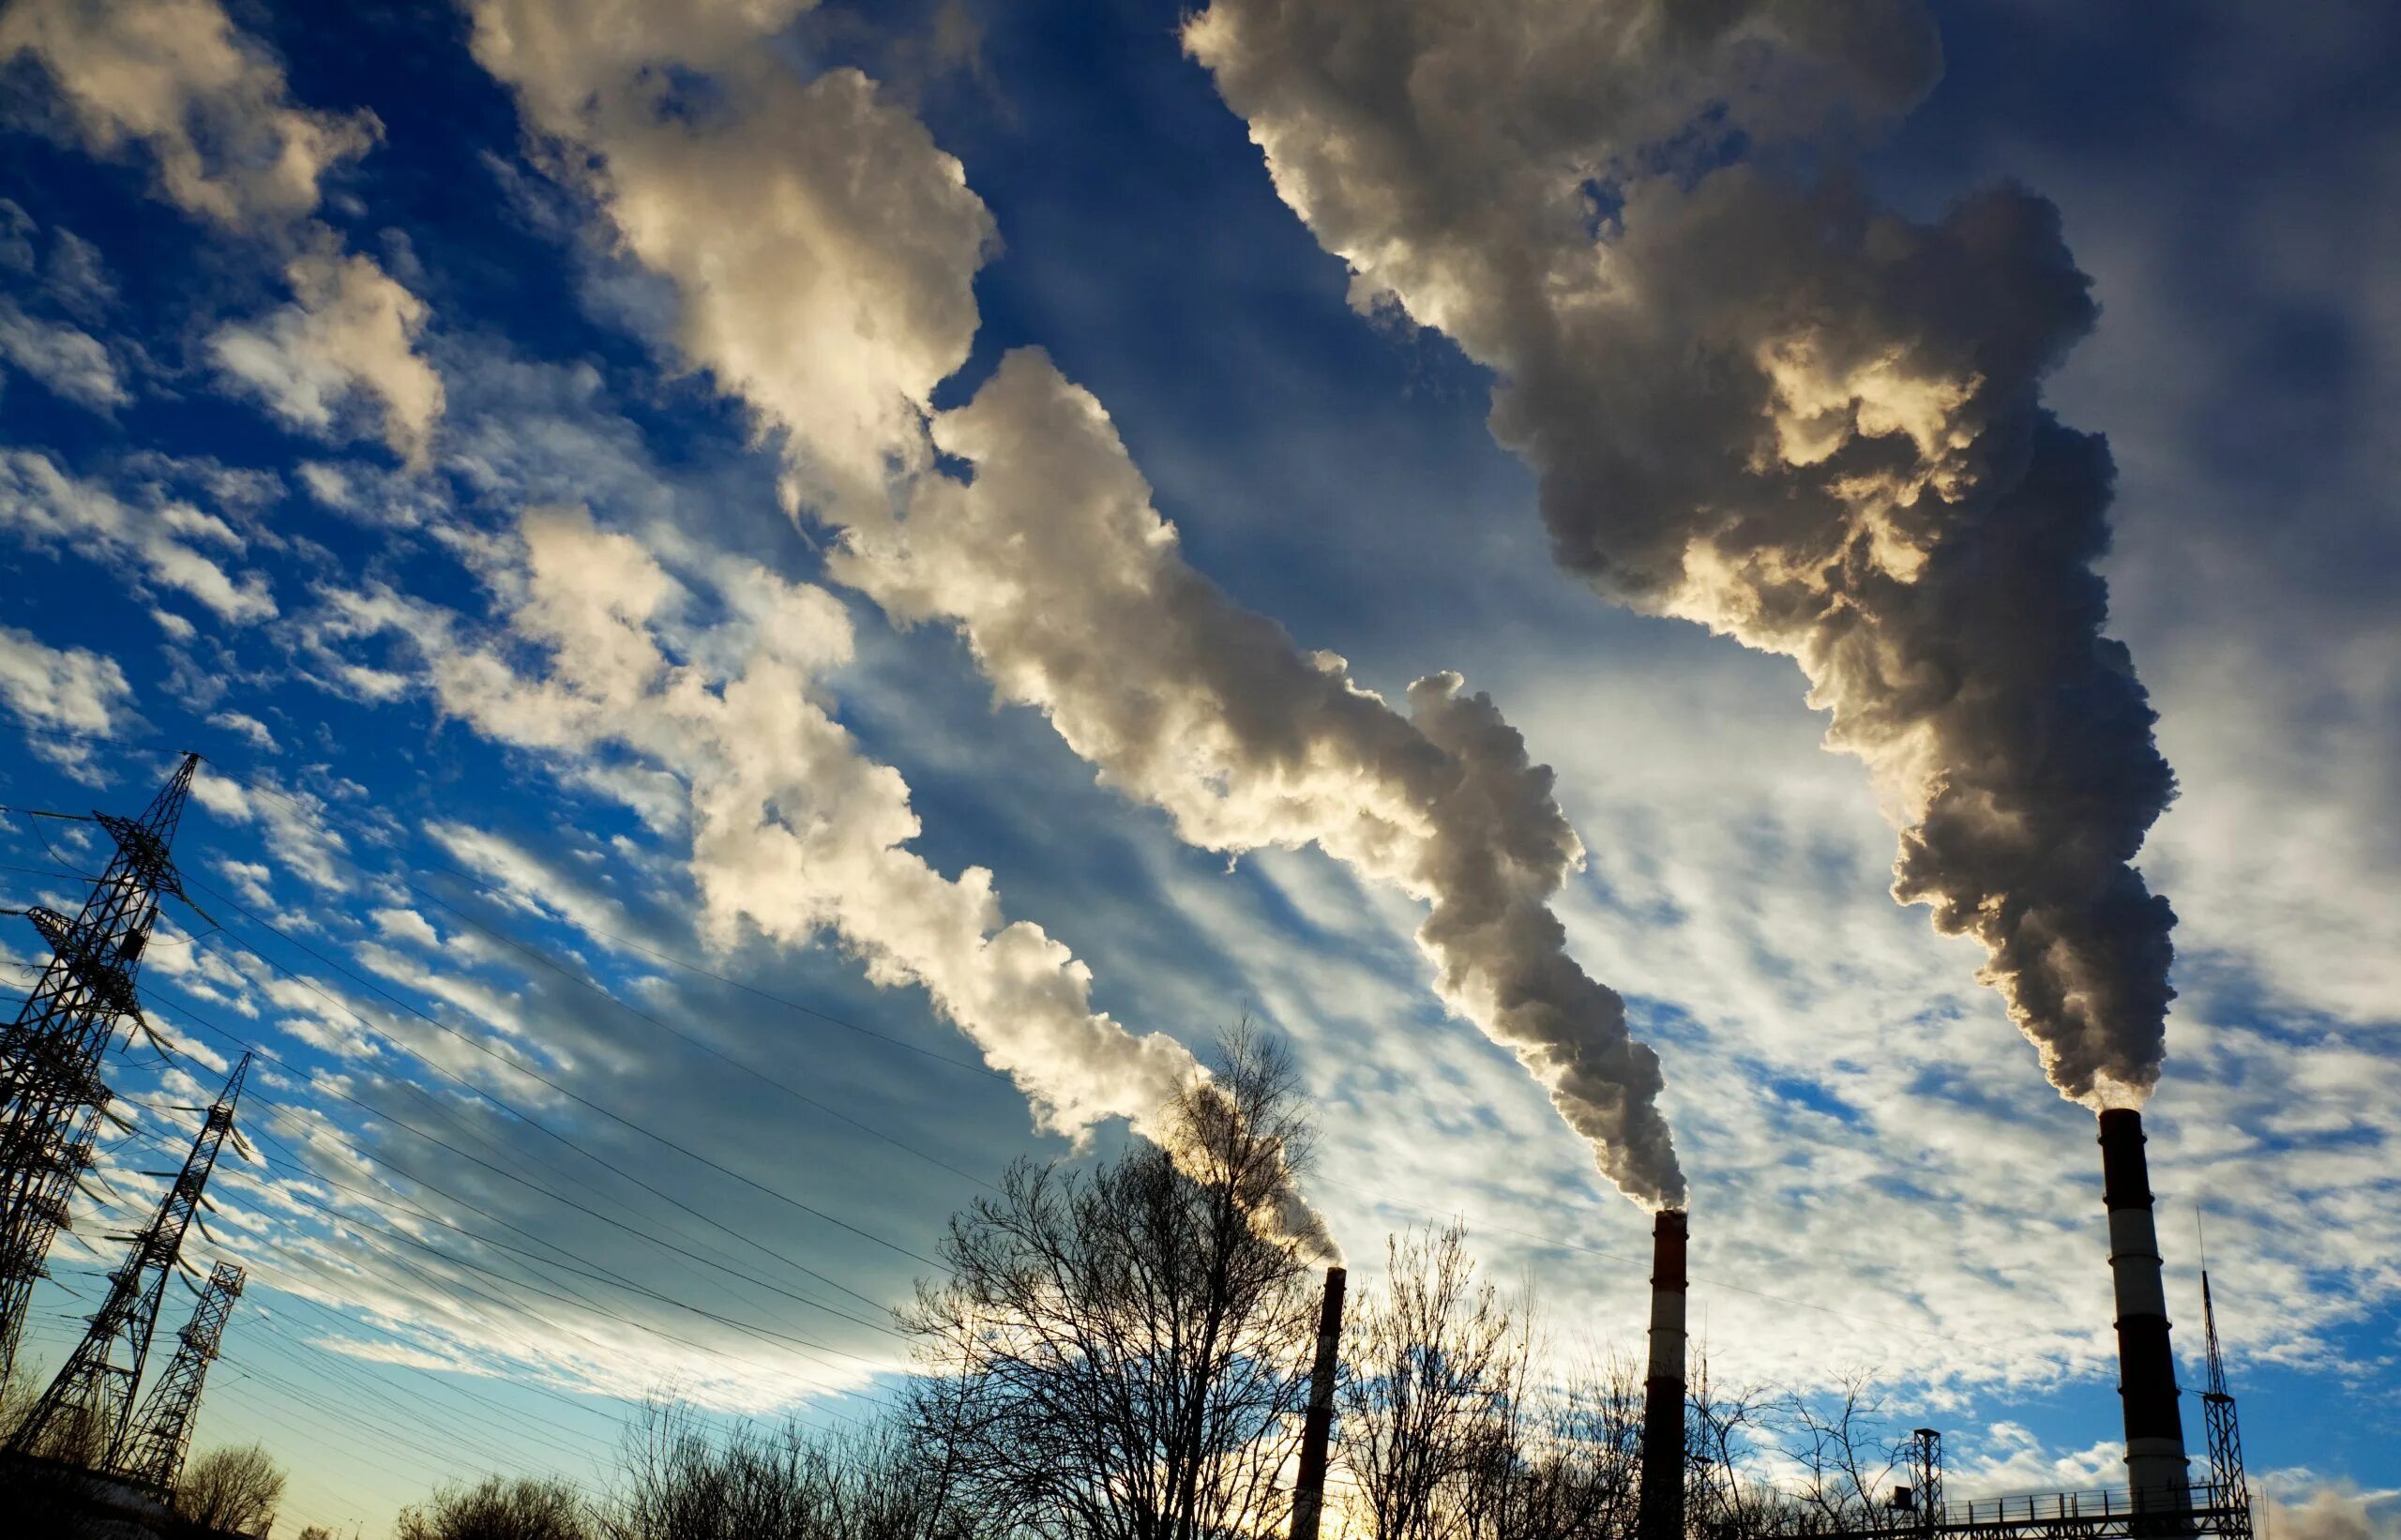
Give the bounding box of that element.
[1,1,2395,1535]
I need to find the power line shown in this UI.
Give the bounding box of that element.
[212,759,1008,1081]
[146,988,914,1328]
[183,871,944,1271]
[385,873,999,1190]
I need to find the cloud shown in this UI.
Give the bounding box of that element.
[1187,0,2177,1111]
[841,348,1683,1207]
[0,623,133,778]
[320,504,1332,1253]
[0,0,377,226]
[0,447,275,622]
[191,766,354,893]
[465,0,1683,1212]
[467,0,991,515]
[209,249,446,466]
[205,708,279,753]
[4,2,446,465]
[369,906,442,950]
[2263,1480,2401,1540]
[0,297,127,410]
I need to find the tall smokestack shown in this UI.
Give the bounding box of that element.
[2098,1110,2190,1514]
[1638,1210,1688,1540]
[1290,1264,1347,1540]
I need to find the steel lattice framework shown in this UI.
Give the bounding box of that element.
[10,1052,249,1465]
[0,753,200,1384]
[2198,1275,2251,1540]
[114,1259,246,1493]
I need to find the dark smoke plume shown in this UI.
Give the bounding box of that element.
[1191,0,2177,1104]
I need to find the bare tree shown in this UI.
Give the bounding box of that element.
[1687,1357,1794,1540]
[178,1443,287,1536]
[904,1027,1321,1540]
[1460,1353,1646,1540]
[1341,1224,1518,1540]
[397,1474,590,1540]
[1778,1372,1906,1534]
[598,1396,984,1540]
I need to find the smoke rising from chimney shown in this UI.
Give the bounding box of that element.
[346,502,1336,1261]
[470,0,1686,1208]
[1188,0,2179,1107]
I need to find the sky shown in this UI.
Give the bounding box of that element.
[0,1,2394,1536]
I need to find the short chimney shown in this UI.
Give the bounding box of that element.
[1290,1264,1347,1540]
[2098,1110,2191,1515]
[1638,1209,1689,1540]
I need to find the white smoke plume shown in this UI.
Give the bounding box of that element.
[1188,0,2178,1108]
[469,0,1685,1207]
[336,506,1335,1257]
[841,351,1683,1208]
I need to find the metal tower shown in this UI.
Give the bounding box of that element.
[0,752,200,1383]
[115,1260,246,1493]
[1910,1429,1945,1537]
[10,1053,249,1465]
[2198,1275,2252,1540]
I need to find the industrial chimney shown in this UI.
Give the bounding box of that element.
[1290,1264,1347,1540]
[1638,1209,1688,1540]
[2098,1110,2190,1516]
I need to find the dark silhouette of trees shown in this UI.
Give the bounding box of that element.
[177,1442,287,1535]
[397,1473,590,1540]
[601,1397,984,1540]
[362,1029,1957,1540]
[902,1028,1322,1540]
[1341,1222,1519,1540]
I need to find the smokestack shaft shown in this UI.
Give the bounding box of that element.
[1638,1210,1688,1540]
[1290,1265,1347,1540]
[2098,1110,2189,1513]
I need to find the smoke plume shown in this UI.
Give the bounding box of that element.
[469,0,1685,1207]
[1188,0,2178,1107]
[343,506,1336,1258]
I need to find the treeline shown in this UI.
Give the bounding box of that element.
[394,1032,1922,1540]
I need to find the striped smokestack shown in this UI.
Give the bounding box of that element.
[1290,1264,1346,1540]
[1638,1209,1688,1540]
[2098,1110,2190,1516]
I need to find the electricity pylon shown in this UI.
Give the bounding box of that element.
[11,1053,249,1465]
[2199,1274,2252,1540]
[0,752,201,1383]
[115,1260,246,1493]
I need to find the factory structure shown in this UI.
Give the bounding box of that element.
[1285,1110,2257,1540]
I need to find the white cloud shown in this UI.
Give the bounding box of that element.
[468,0,991,515]
[192,766,353,893]
[210,249,445,466]
[0,447,275,622]
[0,0,377,227]
[206,707,280,753]
[0,623,133,778]
[369,906,441,949]
[321,506,1336,1244]
[0,297,127,410]
[2262,1478,2401,1540]
[465,0,1683,1212]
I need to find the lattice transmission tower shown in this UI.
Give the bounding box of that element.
[2199,1274,2252,1540]
[0,752,201,1384]
[115,1259,246,1493]
[10,1052,249,1465]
